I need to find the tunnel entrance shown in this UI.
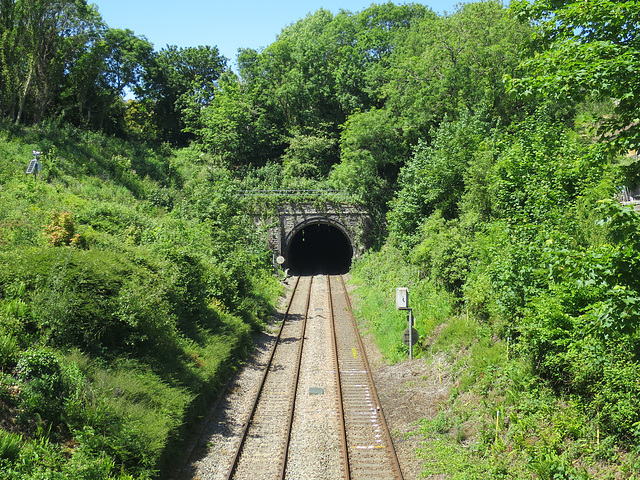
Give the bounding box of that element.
[287,222,353,275]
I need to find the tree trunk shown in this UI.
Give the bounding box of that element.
[15,61,33,125]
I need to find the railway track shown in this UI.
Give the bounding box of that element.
[328,274,403,480]
[210,274,403,480]
[226,275,312,479]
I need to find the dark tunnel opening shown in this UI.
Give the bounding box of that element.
[287,223,353,275]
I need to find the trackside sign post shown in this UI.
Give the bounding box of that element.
[396,287,409,310]
[396,287,417,359]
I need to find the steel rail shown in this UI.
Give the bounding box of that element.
[278,274,312,478]
[225,275,307,480]
[327,275,351,480]
[338,274,404,480]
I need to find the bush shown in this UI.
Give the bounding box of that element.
[0,248,180,357]
[16,349,65,426]
[411,214,472,300]
[42,210,84,247]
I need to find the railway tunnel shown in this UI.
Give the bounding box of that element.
[286,222,353,275]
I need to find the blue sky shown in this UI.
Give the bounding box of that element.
[95,1,461,66]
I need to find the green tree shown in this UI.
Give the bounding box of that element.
[507,0,640,150]
[1,0,102,124]
[192,4,428,169]
[281,131,337,179]
[385,0,530,143]
[330,107,408,205]
[0,0,20,119]
[331,1,528,215]
[184,71,279,166]
[387,110,496,247]
[142,44,226,144]
[101,28,153,97]
[60,27,153,133]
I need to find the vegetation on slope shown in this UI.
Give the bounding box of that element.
[347,0,640,475]
[0,123,280,478]
[351,105,640,477]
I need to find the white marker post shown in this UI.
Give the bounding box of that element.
[396,288,416,359]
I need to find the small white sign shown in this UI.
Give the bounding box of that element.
[396,287,409,310]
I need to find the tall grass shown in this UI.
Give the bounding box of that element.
[349,244,452,362]
[0,431,22,461]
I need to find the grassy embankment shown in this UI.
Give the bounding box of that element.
[350,242,640,479]
[0,122,281,479]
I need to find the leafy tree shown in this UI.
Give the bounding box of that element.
[0,0,20,119]
[61,27,153,133]
[0,0,103,124]
[331,1,528,216]
[101,28,153,97]
[507,0,640,150]
[184,71,280,166]
[330,107,408,206]
[281,131,337,179]
[192,3,428,169]
[384,1,531,143]
[141,44,226,144]
[387,111,496,247]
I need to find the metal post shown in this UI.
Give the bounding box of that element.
[408,309,413,360]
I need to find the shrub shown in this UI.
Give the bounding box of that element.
[411,214,472,300]
[16,349,65,426]
[0,248,179,356]
[62,453,117,480]
[42,210,83,247]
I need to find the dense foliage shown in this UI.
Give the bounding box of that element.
[0,123,280,478]
[348,0,640,477]
[506,0,640,150]
[1,0,640,477]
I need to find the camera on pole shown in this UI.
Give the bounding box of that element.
[25,151,42,180]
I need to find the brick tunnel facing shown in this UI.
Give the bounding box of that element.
[286,223,353,275]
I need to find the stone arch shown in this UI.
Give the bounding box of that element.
[262,202,373,273]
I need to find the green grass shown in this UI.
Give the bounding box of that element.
[350,244,453,362]
[0,431,22,461]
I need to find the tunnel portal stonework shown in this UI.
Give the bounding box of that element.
[267,203,373,268]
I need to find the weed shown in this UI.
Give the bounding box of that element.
[0,333,18,368]
[0,430,22,461]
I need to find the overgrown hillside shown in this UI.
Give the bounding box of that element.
[342,0,640,476]
[0,122,280,478]
[350,107,640,477]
